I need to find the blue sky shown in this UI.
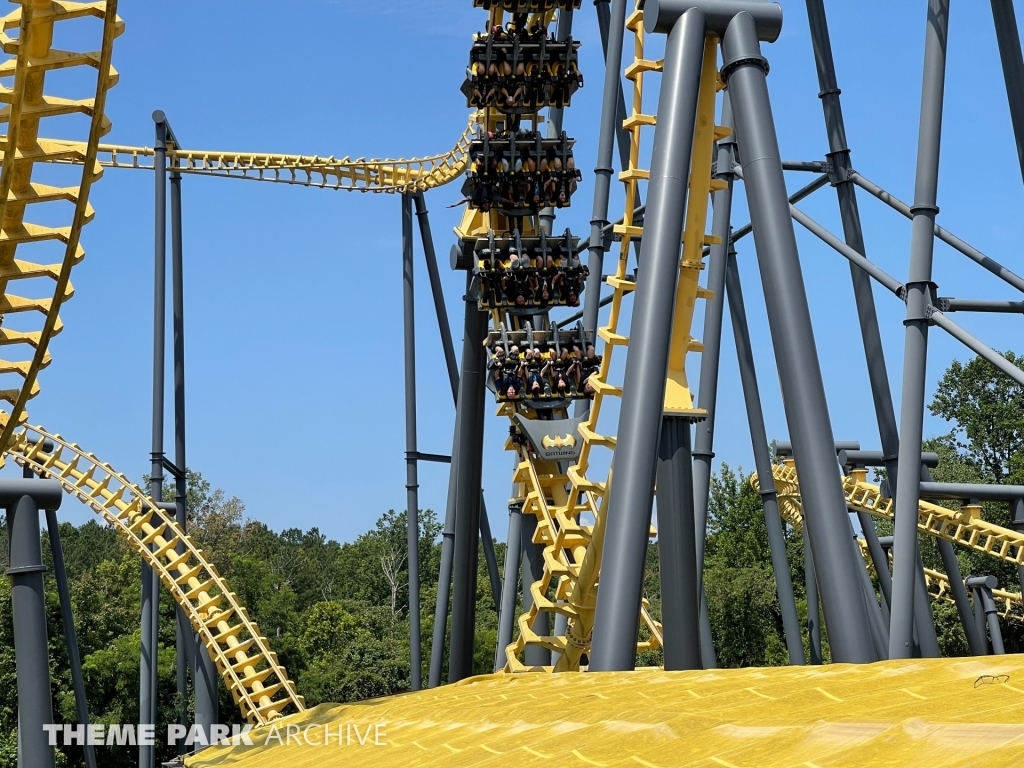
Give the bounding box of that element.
[22,1,1024,544]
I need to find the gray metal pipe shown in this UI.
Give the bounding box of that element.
[803,526,822,664]
[789,205,905,297]
[723,10,876,663]
[726,248,805,665]
[804,0,903,531]
[656,417,702,670]
[853,534,890,660]
[428,384,461,688]
[774,441,860,457]
[939,299,1024,313]
[850,172,1024,295]
[645,0,783,39]
[990,0,1024,185]
[193,645,218,744]
[582,0,629,355]
[495,502,523,671]
[412,193,458,402]
[913,545,940,658]
[840,450,938,469]
[589,8,707,672]
[401,194,422,690]
[935,538,986,655]
[691,94,736,670]
[918,481,1024,501]
[479,503,502,612]
[141,111,169,768]
[8,488,61,768]
[929,309,1024,388]
[447,299,489,682]
[520,513,550,667]
[889,0,951,661]
[44,508,97,768]
[968,577,1006,655]
[169,162,193,754]
[594,0,634,185]
[971,586,990,654]
[858,512,892,613]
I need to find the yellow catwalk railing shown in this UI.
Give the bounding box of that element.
[43,112,479,193]
[7,424,305,725]
[0,0,121,453]
[504,4,725,671]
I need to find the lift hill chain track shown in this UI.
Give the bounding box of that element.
[759,462,1024,622]
[6,423,306,725]
[503,5,725,671]
[0,0,120,455]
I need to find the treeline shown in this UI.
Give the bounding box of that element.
[1,352,1022,766]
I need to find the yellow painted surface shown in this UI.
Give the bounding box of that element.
[187,656,1024,767]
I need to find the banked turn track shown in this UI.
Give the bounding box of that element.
[0,0,478,727]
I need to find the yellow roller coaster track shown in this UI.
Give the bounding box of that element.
[0,0,120,454]
[6,423,305,725]
[758,461,1024,619]
[503,4,725,672]
[42,112,479,193]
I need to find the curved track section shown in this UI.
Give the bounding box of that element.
[0,1,121,451]
[757,463,1024,615]
[47,112,479,193]
[7,423,305,725]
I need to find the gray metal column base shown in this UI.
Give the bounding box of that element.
[656,417,701,670]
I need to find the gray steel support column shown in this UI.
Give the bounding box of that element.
[722,11,876,663]
[913,545,940,658]
[401,194,422,690]
[428,398,460,688]
[495,502,523,671]
[141,112,168,768]
[972,587,990,654]
[935,538,985,655]
[890,0,950,660]
[725,248,805,665]
[479,503,502,610]
[805,0,902,496]
[447,298,489,682]
[413,194,458,402]
[193,644,218,741]
[520,513,551,667]
[44,508,97,768]
[990,0,1024,184]
[858,512,892,611]
[981,589,1006,655]
[803,526,823,664]
[594,0,635,182]
[6,481,63,768]
[692,95,736,671]
[590,8,706,672]
[853,535,890,659]
[169,163,194,753]
[582,0,629,347]
[655,417,702,670]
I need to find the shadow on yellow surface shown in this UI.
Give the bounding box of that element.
[186,655,1024,768]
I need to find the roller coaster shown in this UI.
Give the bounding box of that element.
[6,0,1024,766]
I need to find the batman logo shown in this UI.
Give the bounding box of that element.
[542,434,576,449]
